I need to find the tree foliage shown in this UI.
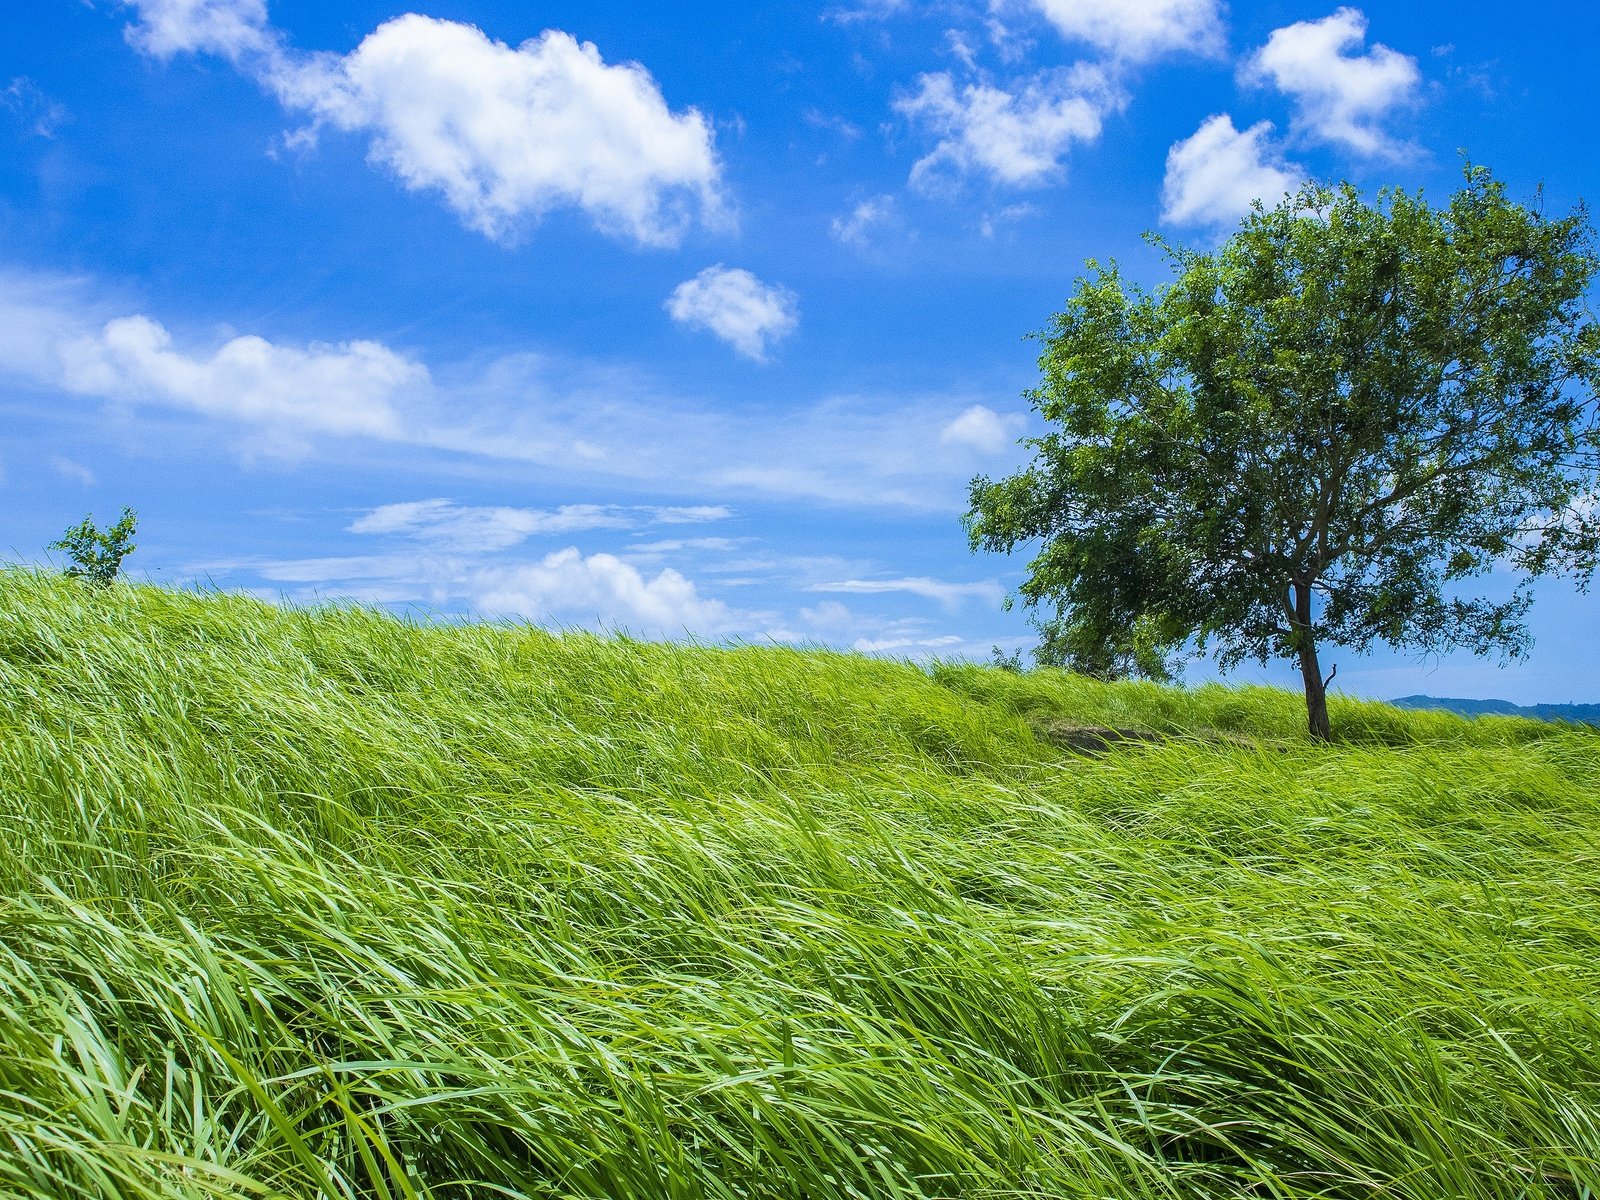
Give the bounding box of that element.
[50,507,138,588]
[1030,611,1182,682]
[967,170,1600,738]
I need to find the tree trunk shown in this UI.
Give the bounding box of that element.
[1297,639,1331,741]
[1291,582,1332,742]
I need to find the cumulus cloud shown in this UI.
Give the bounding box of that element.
[121,0,276,61]
[284,18,725,245]
[61,315,420,446]
[939,404,1023,453]
[1161,114,1305,228]
[218,542,747,636]
[1018,0,1225,63]
[475,548,737,634]
[120,5,725,245]
[1240,7,1421,157]
[894,66,1123,189]
[885,0,1216,193]
[666,266,799,361]
[348,498,731,552]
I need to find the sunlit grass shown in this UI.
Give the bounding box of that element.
[2,568,1597,1197]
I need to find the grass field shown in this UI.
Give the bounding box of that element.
[2,567,1598,1199]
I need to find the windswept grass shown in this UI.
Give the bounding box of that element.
[2,568,1597,1198]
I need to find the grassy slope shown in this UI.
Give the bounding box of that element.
[2,568,1598,1199]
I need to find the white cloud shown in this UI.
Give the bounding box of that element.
[666,266,799,361]
[784,597,977,658]
[939,404,1023,453]
[212,543,748,637]
[830,195,898,250]
[121,0,275,62]
[1240,7,1421,157]
[285,18,725,245]
[1161,114,1305,228]
[807,576,1005,609]
[894,66,1122,189]
[979,203,1038,239]
[201,535,1006,654]
[349,499,632,551]
[653,505,734,524]
[2,77,69,137]
[475,547,737,634]
[60,314,419,446]
[944,29,984,71]
[0,271,104,382]
[626,536,748,554]
[347,498,732,552]
[122,6,725,246]
[1018,0,1225,63]
[851,634,964,653]
[803,108,862,140]
[50,455,96,487]
[822,0,909,23]
[0,271,1021,511]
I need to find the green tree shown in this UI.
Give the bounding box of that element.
[1030,610,1182,683]
[50,507,138,587]
[966,170,1600,740]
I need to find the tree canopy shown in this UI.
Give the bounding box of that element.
[966,169,1600,739]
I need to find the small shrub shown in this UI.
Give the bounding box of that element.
[49,507,137,587]
[988,644,1024,673]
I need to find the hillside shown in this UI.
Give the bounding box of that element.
[1393,693,1600,725]
[2,568,1598,1199]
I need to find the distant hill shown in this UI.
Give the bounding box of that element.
[1391,694,1600,725]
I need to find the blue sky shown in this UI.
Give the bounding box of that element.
[2,0,1596,703]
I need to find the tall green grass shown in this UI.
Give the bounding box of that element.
[2,567,1597,1198]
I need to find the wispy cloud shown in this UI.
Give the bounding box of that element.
[830,195,899,250]
[0,269,1021,511]
[806,575,1005,609]
[625,536,751,556]
[50,455,96,487]
[821,0,909,25]
[2,77,68,137]
[347,498,731,553]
